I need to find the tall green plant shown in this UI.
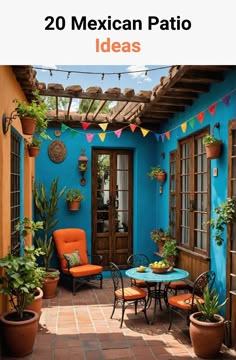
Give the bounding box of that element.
[33,178,66,271]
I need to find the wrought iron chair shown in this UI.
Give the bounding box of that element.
[167,270,215,331]
[127,254,157,308]
[53,228,103,295]
[109,262,149,328]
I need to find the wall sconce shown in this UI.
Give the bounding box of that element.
[78,149,88,186]
[2,112,18,134]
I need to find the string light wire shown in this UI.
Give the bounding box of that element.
[33,65,171,79]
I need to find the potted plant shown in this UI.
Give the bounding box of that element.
[162,239,178,266]
[65,188,85,211]
[202,133,222,159]
[0,243,45,357]
[150,228,171,253]
[207,197,236,246]
[189,286,228,359]
[14,218,45,315]
[27,136,42,157]
[13,90,48,136]
[147,165,167,182]
[33,178,66,298]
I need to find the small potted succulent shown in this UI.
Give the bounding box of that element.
[147,165,167,182]
[202,133,222,159]
[65,188,85,211]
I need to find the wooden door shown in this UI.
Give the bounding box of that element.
[92,149,133,269]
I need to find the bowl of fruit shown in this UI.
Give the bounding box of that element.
[149,260,170,273]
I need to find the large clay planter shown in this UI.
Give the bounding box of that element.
[20,116,37,135]
[25,287,43,315]
[0,310,39,357]
[189,311,225,359]
[42,271,60,299]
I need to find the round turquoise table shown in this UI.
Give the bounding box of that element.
[125,267,189,324]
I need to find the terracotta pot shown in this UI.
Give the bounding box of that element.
[28,146,40,157]
[20,116,37,135]
[157,239,167,254]
[205,142,222,159]
[0,310,39,357]
[156,171,167,183]
[42,271,60,299]
[67,200,81,211]
[25,287,43,315]
[189,311,225,359]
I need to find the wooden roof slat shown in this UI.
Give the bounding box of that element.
[109,101,129,122]
[93,100,108,120]
[38,89,150,103]
[66,97,73,118]
[84,99,96,120]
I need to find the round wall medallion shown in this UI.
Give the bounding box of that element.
[54,130,61,137]
[48,140,66,163]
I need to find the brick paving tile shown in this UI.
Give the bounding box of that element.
[1,278,236,360]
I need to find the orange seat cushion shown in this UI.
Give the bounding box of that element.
[115,286,147,300]
[168,293,204,310]
[63,264,103,277]
[168,280,188,289]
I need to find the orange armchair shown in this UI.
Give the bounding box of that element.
[53,228,103,295]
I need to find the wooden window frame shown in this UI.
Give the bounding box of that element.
[176,128,210,258]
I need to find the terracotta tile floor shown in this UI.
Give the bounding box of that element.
[1,278,236,359]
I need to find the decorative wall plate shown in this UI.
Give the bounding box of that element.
[48,140,66,163]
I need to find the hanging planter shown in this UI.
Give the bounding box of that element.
[65,189,85,211]
[27,136,42,157]
[20,116,37,135]
[147,165,167,183]
[203,124,222,159]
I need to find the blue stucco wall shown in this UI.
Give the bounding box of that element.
[35,126,163,271]
[154,69,236,306]
[35,69,236,299]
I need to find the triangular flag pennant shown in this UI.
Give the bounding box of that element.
[114,129,122,138]
[86,134,94,143]
[98,133,106,142]
[208,103,216,116]
[160,134,165,142]
[222,94,231,106]
[81,122,91,130]
[61,123,68,133]
[165,131,170,140]
[196,111,205,123]
[99,123,108,131]
[181,122,187,133]
[140,127,149,137]
[70,129,78,137]
[154,133,160,142]
[130,124,137,132]
[189,118,195,128]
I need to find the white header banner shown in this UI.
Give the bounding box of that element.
[1,0,235,64]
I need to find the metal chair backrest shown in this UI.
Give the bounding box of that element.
[190,270,215,306]
[127,254,150,268]
[109,262,125,297]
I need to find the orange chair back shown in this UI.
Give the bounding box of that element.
[53,228,89,271]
